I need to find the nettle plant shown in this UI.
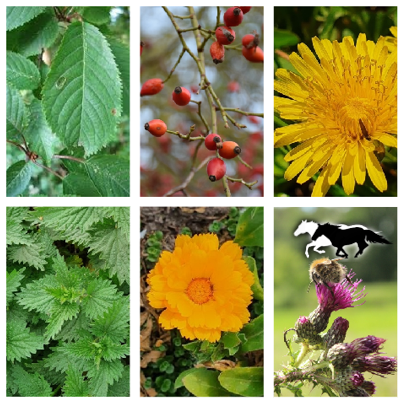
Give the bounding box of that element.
[142,207,263,397]
[6,7,129,197]
[6,207,129,397]
[141,6,263,197]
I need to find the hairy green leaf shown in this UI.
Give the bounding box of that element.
[7,213,32,245]
[6,51,41,90]
[6,161,32,197]
[6,6,47,31]
[42,21,122,156]
[7,269,25,305]
[6,84,28,140]
[63,365,89,397]
[45,300,80,340]
[7,321,45,362]
[11,365,52,396]
[6,11,59,57]
[24,99,57,165]
[87,359,124,397]
[107,365,129,397]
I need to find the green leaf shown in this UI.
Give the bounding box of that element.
[24,99,56,164]
[218,367,263,397]
[77,7,112,25]
[6,51,40,90]
[84,155,130,197]
[239,314,263,354]
[108,38,130,116]
[107,365,129,397]
[63,365,89,397]
[87,359,124,397]
[6,161,32,197]
[6,11,59,57]
[7,212,32,245]
[88,224,129,285]
[17,276,57,313]
[63,172,102,196]
[220,332,241,349]
[174,368,200,389]
[234,207,263,247]
[7,236,49,271]
[274,28,300,48]
[182,368,234,397]
[243,256,264,301]
[6,6,47,31]
[6,84,28,140]
[11,365,52,396]
[7,321,45,362]
[42,21,122,156]
[6,269,25,305]
[45,300,80,340]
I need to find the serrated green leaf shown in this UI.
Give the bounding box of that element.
[17,276,57,313]
[182,368,233,397]
[234,207,263,247]
[6,161,32,197]
[7,321,45,362]
[6,51,41,90]
[42,21,122,156]
[85,155,130,196]
[82,278,119,319]
[104,207,130,242]
[6,6,47,31]
[7,215,32,245]
[63,365,89,397]
[218,367,263,397]
[107,365,129,397]
[243,256,264,301]
[87,359,124,397]
[239,314,263,354]
[11,365,52,396]
[63,172,102,196]
[108,38,129,116]
[77,7,112,25]
[7,269,25,305]
[6,84,28,140]
[24,99,57,165]
[7,237,48,271]
[6,11,59,57]
[88,225,129,285]
[91,297,129,343]
[45,300,80,339]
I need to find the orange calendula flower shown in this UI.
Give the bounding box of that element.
[147,233,254,342]
[274,33,397,196]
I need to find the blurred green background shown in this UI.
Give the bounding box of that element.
[274,207,397,397]
[274,6,397,197]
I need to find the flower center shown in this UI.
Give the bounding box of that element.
[186,278,214,305]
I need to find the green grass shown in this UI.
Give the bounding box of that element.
[274,282,397,397]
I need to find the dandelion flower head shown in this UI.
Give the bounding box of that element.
[274,33,397,196]
[147,233,254,342]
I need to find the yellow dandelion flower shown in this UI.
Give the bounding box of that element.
[274,34,397,196]
[147,233,254,342]
[386,26,397,52]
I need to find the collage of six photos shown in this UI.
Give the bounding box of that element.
[5,4,398,399]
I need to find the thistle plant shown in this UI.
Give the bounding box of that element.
[275,270,397,397]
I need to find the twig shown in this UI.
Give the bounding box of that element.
[222,176,232,197]
[223,108,264,118]
[32,161,64,180]
[7,139,28,154]
[226,176,258,190]
[190,100,210,133]
[237,155,252,169]
[164,156,210,196]
[166,127,203,141]
[162,48,186,83]
[53,155,86,163]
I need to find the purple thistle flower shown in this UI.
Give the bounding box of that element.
[351,335,386,356]
[352,355,397,377]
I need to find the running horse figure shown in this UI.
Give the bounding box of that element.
[311,222,391,258]
[294,220,333,258]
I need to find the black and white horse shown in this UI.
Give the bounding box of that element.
[294,220,391,258]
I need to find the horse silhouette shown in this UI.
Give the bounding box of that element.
[294,220,391,258]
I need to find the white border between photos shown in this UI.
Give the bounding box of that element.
[2,1,401,402]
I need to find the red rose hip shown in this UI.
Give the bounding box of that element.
[172,86,191,106]
[140,78,164,96]
[219,141,241,159]
[210,41,225,64]
[238,7,251,14]
[242,45,264,63]
[144,119,167,137]
[207,158,226,182]
[215,26,236,45]
[205,133,223,150]
[223,7,244,27]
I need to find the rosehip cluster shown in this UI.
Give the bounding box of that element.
[204,133,241,182]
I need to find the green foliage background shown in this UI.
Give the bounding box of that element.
[6,207,130,397]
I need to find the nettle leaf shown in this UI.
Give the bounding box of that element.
[63,365,89,397]
[6,11,59,57]
[6,84,28,140]
[7,269,25,305]
[107,365,129,397]
[63,155,130,197]
[6,51,40,90]
[87,359,124,397]
[104,207,130,242]
[24,99,57,165]
[7,321,45,362]
[42,21,122,156]
[91,297,129,343]
[45,300,80,340]
[89,224,129,285]
[10,365,52,397]
[6,6,47,31]
[108,38,129,116]
[7,214,32,245]
[6,161,32,197]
